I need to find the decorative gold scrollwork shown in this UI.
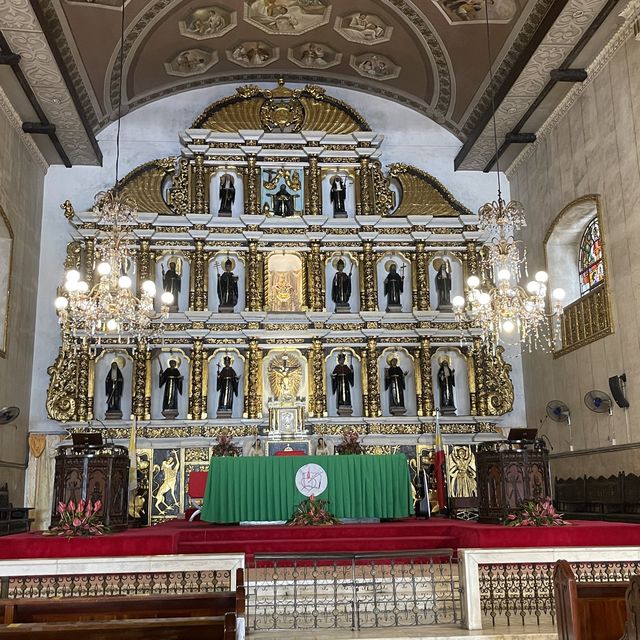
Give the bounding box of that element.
[478,345,514,416]
[46,347,79,422]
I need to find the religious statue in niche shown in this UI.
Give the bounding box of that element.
[384,261,405,312]
[263,168,302,216]
[330,175,347,217]
[268,353,303,401]
[216,355,239,418]
[105,358,124,420]
[162,259,181,312]
[268,254,303,312]
[153,450,180,515]
[269,184,296,216]
[331,352,354,416]
[434,258,452,311]
[331,258,352,313]
[218,173,235,216]
[316,437,330,455]
[385,355,407,416]
[216,257,239,312]
[159,357,183,419]
[437,356,456,415]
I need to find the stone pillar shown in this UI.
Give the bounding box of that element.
[306,155,321,216]
[361,241,377,311]
[84,238,95,289]
[358,157,373,216]
[245,155,259,215]
[366,338,380,417]
[245,339,262,419]
[190,240,207,311]
[420,337,434,416]
[416,241,430,311]
[247,240,262,311]
[133,341,149,420]
[308,339,326,417]
[194,154,207,215]
[76,342,90,421]
[189,338,205,420]
[307,241,325,311]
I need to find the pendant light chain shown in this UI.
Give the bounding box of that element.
[114,0,126,187]
[484,0,502,202]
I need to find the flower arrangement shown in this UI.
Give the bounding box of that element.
[49,499,107,538]
[288,495,340,526]
[334,429,364,455]
[211,433,241,457]
[503,497,568,527]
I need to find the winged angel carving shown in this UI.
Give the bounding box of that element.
[268,353,303,401]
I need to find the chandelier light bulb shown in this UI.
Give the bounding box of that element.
[118,275,132,289]
[106,318,118,332]
[452,295,465,308]
[65,269,81,283]
[77,281,89,293]
[497,268,511,282]
[141,280,156,296]
[467,275,480,289]
[97,261,112,276]
[502,319,515,334]
[54,296,69,310]
[535,270,549,283]
[552,287,566,301]
[65,280,79,293]
[526,281,541,294]
[478,292,491,305]
[161,291,174,306]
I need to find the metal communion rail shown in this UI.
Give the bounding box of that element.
[247,549,459,631]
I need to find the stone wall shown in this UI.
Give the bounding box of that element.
[509,33,640,476]
[0,90,47,499]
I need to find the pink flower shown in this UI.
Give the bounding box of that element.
[93,500,102,511]
[68,500,75,512]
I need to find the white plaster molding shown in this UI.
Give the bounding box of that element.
[507,0,640,177]
[0,85,48,174]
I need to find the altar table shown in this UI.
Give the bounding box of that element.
[201,454,413,523]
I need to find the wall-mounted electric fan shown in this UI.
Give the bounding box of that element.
[0,406,19,426]
[584,390,616,444]
[546,400,572,450]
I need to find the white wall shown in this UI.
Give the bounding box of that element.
[29,82,526,434]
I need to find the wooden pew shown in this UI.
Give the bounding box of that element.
[554,559,628,640]
[0,613,235,639]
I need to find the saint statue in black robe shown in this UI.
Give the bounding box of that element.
[105,361,124,419]
[270,184,295,217]
[435,260,452,310]
[162,261,181,312]
[331,259,352,312]
[331,353,354,416]
[159,358,183,418]
[216,356,239,417]
[437,357,456,415]
[385,357,407,415]
[217,258,239,312]
[384,262,404,311]
[330,175,347,217]
[218,173,235,216]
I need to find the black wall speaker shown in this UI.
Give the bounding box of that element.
[608,374,630,408]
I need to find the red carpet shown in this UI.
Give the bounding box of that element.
[2,518,640,561]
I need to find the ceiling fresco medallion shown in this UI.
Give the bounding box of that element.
[350,53,400,81]
[334,12,392,45]
[178,5,237,39]
[244,0,331,35]
[164,48,218,76]
[288,42,341,69]
[432,0,517,24]
[227,40,279,67]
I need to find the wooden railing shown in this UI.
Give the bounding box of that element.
[555,284,612,357]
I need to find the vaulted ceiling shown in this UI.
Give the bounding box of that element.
[0,0,626,167]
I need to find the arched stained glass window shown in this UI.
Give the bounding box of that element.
[578,217,604,295]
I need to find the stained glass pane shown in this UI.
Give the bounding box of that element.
[578,217,605,295]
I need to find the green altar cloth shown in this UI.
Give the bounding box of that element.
[200,454,413,523]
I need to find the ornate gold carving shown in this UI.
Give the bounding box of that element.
[167,158,190,215]
[137,240,152,290]
[246,339,262,419]
[247,240,262,311]
[466,241,480,278]
[194,155,206,215]
[191,240,207,311]
[420,337,434,416]
[361,240,377,312]
[133,341,149,419]
[447,445,477,498]
[389,164,473,218]
[83,238,95,289]
[555,285,612,358]
[371,161,394,216]
[64,240,82,273]
[308,339,326,417]
[366,338,381,417]
[46,346,79,422]
[307,241,324,312]
[306,156,321,216]
[264,323,308,331]
[358,157,373,216]
[246,156,259,215]
[75,342,90,421]
[189,338,204,420]
[61,200,75,220]
[416,241,429,311]
[115,157,175,215]
[192,82,369,134]
[477,344,514,416]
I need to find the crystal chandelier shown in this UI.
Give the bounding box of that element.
[452,197,565,349]
[54,191,172,344]
[451,0,565,350]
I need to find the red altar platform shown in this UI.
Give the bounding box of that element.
[1,518,640,561]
